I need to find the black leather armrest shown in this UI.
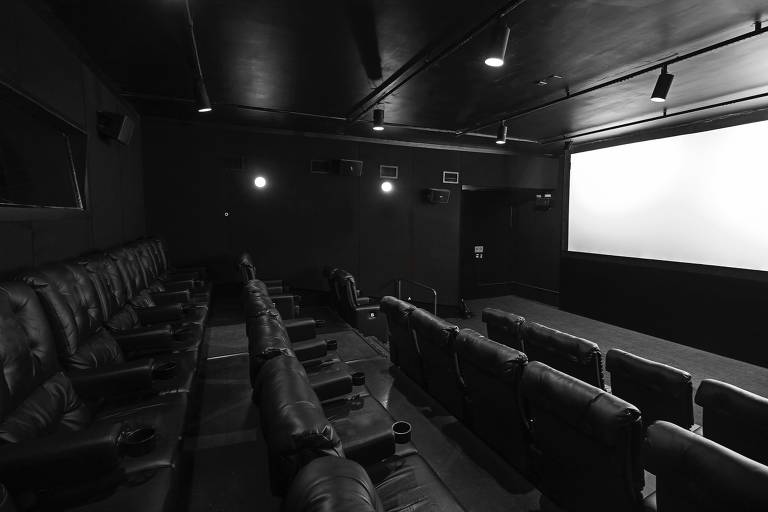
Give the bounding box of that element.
[0,422,123,493]
[271,294,299,319]
[292,339,328,361]
[136,304,184,325]
[114,325,175,353]
[284,318,316,341]
[69,359,155,400]
[151,290,191,305]
[357,296,371,306]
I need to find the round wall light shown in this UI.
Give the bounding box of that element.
[381,181,393,193]
[254,176,267,188]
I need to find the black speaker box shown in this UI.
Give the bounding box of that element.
[424,188,450,204]
[330,159,363,177]
[97,111,134,145]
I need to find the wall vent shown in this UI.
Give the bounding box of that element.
[443,171,459,184]
[380,165,399,179]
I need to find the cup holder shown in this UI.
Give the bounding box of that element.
[326,339,338,351]
[152,361,177,380]
[351,371,366,386]
[121,427,157,457]
[392,421,412,444]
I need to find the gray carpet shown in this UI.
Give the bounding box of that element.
[447,294,768,426]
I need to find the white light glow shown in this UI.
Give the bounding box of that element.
[650,97,666,103]
[381,181,393,193]
[198,107,212,113]
[568,119,768,272]
[495,139,506,145]
[373,126,384,131]
[484,57,504,67]
[254,176,267,188]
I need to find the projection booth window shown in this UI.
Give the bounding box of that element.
[0,82,87,209]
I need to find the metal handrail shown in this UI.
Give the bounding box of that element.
[395,278,438,315]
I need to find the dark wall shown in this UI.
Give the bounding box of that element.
[0,0,145,277]
[142,118,559,306]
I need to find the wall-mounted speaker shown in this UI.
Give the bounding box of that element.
[330,159,363,177]
[97,111,134,145]
[424,188,450,204]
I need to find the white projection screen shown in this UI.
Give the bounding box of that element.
[568,120,768,272]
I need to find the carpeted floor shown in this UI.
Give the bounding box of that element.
[446,294,768,426]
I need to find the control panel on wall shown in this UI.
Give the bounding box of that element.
[474,245,484,260]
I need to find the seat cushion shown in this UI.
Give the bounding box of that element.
[324,395,395,466]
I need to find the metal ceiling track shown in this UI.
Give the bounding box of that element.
[345,0,530,124]
[459,20,768,136]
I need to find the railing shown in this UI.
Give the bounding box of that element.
[395,278,438,315]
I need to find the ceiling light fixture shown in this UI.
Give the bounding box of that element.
[484,23,511,67]
[185,0,212,113]
[381,180,393,193]
[651,65,674,103]
[496,122,507,144]
[373,108,385,131]
[195,79,212,113]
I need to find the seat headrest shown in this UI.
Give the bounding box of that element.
[695,379,768,423]
[606,349,691,393]
[482,308,525,331]
[380,296,415,318]
[409,308,458,348]
[455,328,527,384]
[521,361,640,444]
[522,322,600,363]
[644,421,768,510]
[238,253,254,267]
[284,456,384,512]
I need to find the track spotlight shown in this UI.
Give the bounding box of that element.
[651,66,674,103]
[381,180,393,193]
[496,122,507,144]
[195,79,212,113]
[254,176,267,188]
[373,108,385,131]
[484,24,511,67]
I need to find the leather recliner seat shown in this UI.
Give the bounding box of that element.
[607,349,694,430]
[20,264,197,398]
[146,237,209,289]
[0,281,185,511]
[520,361,643,512]
[643,421,768,511]
[482,308,526,352]
[455,328,530,473]
[409,308,465,420]
[334,270,387,341]
[695,379,768,466]
[521,322,605,390]
[380,296,421,383]
[131,240,211,306]
[238,252,286,293]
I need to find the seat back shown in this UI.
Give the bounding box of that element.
[520,361,643,512]
[21,265,124,371]
[380,296,416,368]
[606,349,693,430]
[645,421,768,511]
[695,379,768,466]
[257,356,344,495]
[284,456,384,512]
[78,254,140,332]
[0,282,91,443]
[482,308,525,352]
[455,328,529,471]
[130,241,161,290]
[246,314,293,387]
[521,322,605,390]
[410,308,464,419]
[238,253,257,284]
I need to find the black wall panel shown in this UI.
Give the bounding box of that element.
[143,118,560,306]
[0,0,145,276]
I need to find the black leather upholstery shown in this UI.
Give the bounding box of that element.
[607,349,694,430]
[409,309,464,420]
[644,421,768,512]
[324,395,396,466]
[482,308,525,352]
[521,322,605,390]
[695,379,768,466]
[455,328,529,472]
[284,456,384,512]
[335,270,387,340]
[380,296,421,384]
[520,361,643,512]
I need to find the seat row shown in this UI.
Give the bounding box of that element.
[324,267,388,341]
[242,280,466,511]
[382,297,768,512]
[0,237,211,511]
[483,308,768,467]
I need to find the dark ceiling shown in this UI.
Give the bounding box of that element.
[39,0,768,152]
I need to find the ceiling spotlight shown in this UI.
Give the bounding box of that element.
[484,23,511,67]
[254,176,267,188]
[380,181,393,193]
[651,65,674,103]
[373,108,385,131]
[496,122,507,144]
[195,79,212,113]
